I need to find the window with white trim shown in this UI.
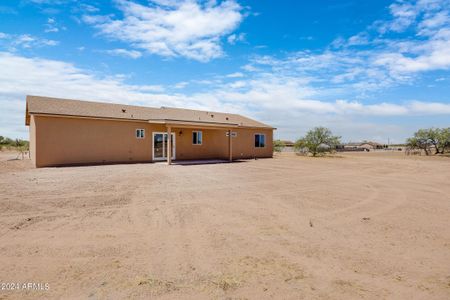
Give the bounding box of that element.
[255,134,266,148]
[192,131,202,145]
[136,129,145,139]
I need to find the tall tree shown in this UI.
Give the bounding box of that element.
[407,128,450,155]
[294,127,341,157]
[439,128,450,154]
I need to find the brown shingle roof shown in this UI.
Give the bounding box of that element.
[25,95,274,129]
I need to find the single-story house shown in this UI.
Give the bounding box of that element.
[340,141,384,151]
[280,140,295,152]
[25,95,275,167]
[280,140,295,147]
[359,142,384,150]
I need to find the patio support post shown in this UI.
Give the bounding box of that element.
[228,129,232,162]
[167,126,172,165]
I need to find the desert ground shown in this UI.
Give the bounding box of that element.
[0,151,449,299]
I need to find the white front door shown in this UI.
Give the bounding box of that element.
[152,132,176,161]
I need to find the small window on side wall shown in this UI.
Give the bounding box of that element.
[136,129,145,139]
[255,134,265,148]
[192,131,202,145]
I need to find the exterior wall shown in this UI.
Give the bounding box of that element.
[29,115,37,165]
[172,128,273,160]
[359,143,374,149]
[33,115,164,167]
[173,128,228,160]
[232,128,273,159]
[31,115,273,167]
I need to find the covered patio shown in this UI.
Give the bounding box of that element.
[162,122,237,165]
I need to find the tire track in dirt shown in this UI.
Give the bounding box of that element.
[124,180,227,297]
[311,177,409,226]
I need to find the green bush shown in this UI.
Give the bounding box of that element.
[294,127,341,157]
[406,128,450,155]
[0,136,29,158]
[273,140,286,152]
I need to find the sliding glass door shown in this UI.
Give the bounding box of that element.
[152,132,175,160]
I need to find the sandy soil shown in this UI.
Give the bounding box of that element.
[0,151,449,299]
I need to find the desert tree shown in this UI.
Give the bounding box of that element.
[406,130,431,155]
[0,136,15,146]
[407,128,450,155]
[14,139,29,159]
[440,128,450,154]
[425,128,442,154]
[0,136,15,151]
[273,140,286,152]
[294,127,341,157]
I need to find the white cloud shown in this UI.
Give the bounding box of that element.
[105,48,142,59]
[0,32,59,51]
[79,3,99,13]
[84,0,244,62]
[227,80,247,89]
[245,0,450,94]
[226,72,244,78]
[374,28,450,73]
[418,11,449,33]
[374,0,449,34]
[13,34,59,49]
[2,52,450,141]
[386,2,418,32]
[45,18,59,33]
[408,100,450,114]
[0,52,220,137]
[173,81,188,89]
[241,64,259,72]
[347,33,369,46]
[227,32,246,44]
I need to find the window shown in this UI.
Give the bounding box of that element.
[255,134,265,148]
[136,129,145,139]
[192,131,202,145]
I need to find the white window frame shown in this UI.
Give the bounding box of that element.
[152,132,176,160]
[136,129,145,139]
[192,130,203,145]
[254,133,266,148]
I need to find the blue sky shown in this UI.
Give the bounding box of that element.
[1,0,450,143]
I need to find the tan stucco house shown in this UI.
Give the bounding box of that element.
[25,95,274,167]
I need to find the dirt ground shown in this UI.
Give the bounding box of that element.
[0,151,449,299]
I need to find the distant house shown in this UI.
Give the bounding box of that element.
[25,96,275,167]
[280,140,295,152]
[281,140,295,147]
[342,143,364,151]
[359,142,384,150]
[339,141,384,152]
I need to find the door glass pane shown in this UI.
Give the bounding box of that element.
[171,134,175,157]
[164,134,168,158]
[163,133,175,158]
[154,133,164,158]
